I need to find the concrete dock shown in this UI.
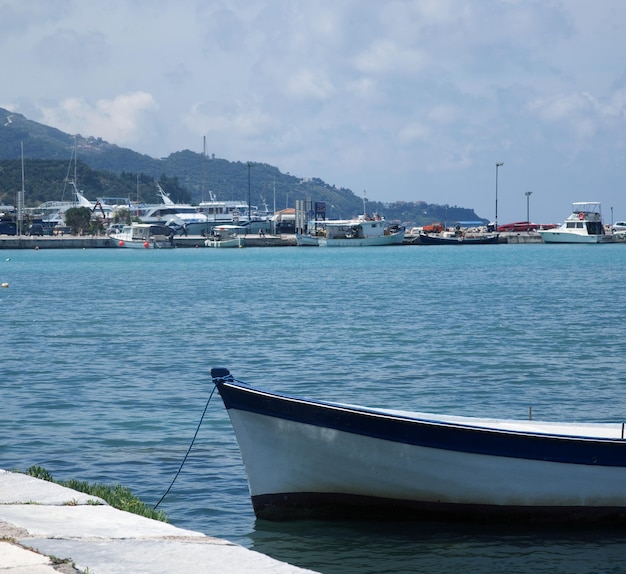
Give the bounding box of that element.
[0,234,298,249]
[0,469,318,574]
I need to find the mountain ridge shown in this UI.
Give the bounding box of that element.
[0,107,486,226]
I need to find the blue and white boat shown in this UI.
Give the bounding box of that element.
[212,368,626,523]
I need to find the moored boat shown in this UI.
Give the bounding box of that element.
[295,221,325,246]
[295,233,321,246]
[109,223,174,248]
[318,215,404,247]
[204,225,245,248]
[419,232,500,245]
[538,202,611,243]
[212,367,626,523]
[198,191,271,234]
[132,184,211,236]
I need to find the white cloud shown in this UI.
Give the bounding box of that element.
[4,0,626,222]
[183,103,273,140]
[286,69,335,100]
[397,122,430,145]
[38,92,158,145]
[354,40,427,76]
[527,89,626,144]
[428,105,463,125]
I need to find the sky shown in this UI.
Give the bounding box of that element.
[2,0,626,224]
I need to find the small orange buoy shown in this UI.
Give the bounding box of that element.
[143,241,150,249]
[118,240,125,247]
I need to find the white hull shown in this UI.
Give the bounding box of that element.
[538,231,608,244]
[539,202,608,243]
[214,373,626,523]
[229,409,625,507]
[204,225,245,248]
[109,223,174,249]
[205,237,244,248]
[319,231,404,247]
[295,233,320,246]
[109,237,173,248]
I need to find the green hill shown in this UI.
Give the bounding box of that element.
[0,107,485,226]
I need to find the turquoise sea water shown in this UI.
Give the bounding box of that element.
[2,243,626,573]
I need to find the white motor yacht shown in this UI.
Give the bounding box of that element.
[538,202,611,243]
[133,184,211,236]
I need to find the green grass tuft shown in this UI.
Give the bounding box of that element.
[24,466,168,522]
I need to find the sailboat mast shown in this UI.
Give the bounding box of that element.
[73,135,77,185]
[18,141,25,236]
[202,136,206,204]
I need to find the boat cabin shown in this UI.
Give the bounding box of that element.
[325,215,386,240]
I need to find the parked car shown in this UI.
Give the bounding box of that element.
[28,224,44,236]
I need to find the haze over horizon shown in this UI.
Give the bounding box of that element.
[2,1,626,224]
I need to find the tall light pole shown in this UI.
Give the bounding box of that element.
[247,161,253,224]
[525,191,533,231]
[495,162,503,231]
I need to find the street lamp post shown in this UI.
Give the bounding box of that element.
[525,191,533,230]
[495,162,503,231]
[247,161,253,225]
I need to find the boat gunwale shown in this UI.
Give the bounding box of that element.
[216,380,626,467]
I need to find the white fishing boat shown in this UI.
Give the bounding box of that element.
[295,221,326,246]
[213,367,626,523]
[109,223,174,248]
[538,202,610,243]
[317,215,404,247]
[204,225,245,248]
[295,233,321,246]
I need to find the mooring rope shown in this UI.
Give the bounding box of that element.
[153,384,217,510]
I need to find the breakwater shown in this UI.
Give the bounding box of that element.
[0,234,297,249]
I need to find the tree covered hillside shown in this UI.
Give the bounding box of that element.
[0,107,486,226]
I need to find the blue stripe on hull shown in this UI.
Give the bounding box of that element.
[216,382,626,467]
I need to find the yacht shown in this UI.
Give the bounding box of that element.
[538,202,611,244]
[28,182,112,231]
[134,184,211,235]
[198,191,271,233]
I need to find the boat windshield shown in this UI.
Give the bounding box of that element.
[586,221,605,234]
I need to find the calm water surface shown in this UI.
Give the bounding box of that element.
[2,244,626,573]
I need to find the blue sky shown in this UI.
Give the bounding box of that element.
[2,0,626,224]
